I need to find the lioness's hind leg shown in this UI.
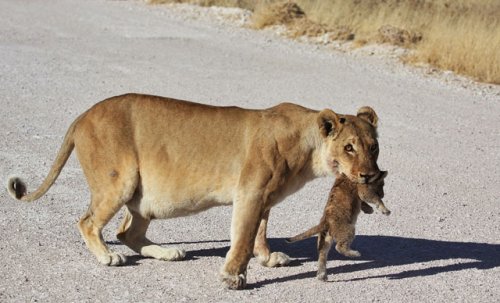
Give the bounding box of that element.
[117,208,185,261]
[73,120,144,265]
[253,210,290,267]
[78,197,127,266]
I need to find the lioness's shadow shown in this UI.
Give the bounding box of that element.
[108,236,499,287]
[251,235,500,288]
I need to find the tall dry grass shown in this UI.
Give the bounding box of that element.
[408,8,500,83]
[148,0,255,10]
[288,0,500,84]
[150,0,500,84]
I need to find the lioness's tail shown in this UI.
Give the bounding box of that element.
[286,224,323,243]
[7,116,81,202]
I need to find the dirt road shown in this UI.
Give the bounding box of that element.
[0,0,499,302]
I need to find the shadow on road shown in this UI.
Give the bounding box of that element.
[108,235,499,287]
[250,235,500,288]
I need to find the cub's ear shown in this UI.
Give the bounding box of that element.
[317,109,342,138]
[357,106,378,127]
[380,171,388,178]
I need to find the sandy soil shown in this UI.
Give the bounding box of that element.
[0,0,499,302]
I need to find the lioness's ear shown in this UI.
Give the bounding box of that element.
[381,171,388,178]
[357,106,378,127]
[317,109,342,138]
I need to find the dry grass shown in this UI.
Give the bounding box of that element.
[408,10,500,84]
[148,0,255,10]
[149,0,500,84]
[251,2,355,40]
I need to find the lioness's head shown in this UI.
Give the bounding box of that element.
[317,106,380,184]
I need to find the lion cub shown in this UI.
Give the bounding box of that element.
[287,171,390,281]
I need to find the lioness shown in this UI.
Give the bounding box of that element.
[287,171,390,281]
[7,94,380,289]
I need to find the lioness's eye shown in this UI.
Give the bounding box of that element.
[345,144,353,152]
[371,144,378,152]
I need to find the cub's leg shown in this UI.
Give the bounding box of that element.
[117,208,185,261]
[316,230,333,281]
[333,224,360,258]
[360,202,374,214]
[253,209,291,267]
[373,197,391,215]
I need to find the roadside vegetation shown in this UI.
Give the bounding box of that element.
[150,0,500,84]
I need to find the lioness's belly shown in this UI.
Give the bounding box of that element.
[136,193,233,219]
[126,163,315,219]
[127,173,237,219]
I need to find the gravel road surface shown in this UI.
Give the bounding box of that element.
[0,0,499,302]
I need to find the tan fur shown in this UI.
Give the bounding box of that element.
[287,171,390,281]
[6,93,380,289]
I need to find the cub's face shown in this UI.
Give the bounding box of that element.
[318,106,380,184]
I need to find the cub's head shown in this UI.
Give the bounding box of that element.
[317,106,380,184]
[360,170,388,199]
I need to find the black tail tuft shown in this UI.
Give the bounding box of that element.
[7,177,27,200]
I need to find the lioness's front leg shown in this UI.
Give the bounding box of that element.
[220,190,264,289]
[253,209,291,267]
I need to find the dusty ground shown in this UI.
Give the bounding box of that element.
[0,0,499,302]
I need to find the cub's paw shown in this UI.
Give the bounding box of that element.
[336,245,361,258]
[141,245,186,261]
[98,252,127,266]
[317,271,327,281]
[220,271,247,290]
[382,208,391,216]
[337,249,361,258]
[345,250,361,258]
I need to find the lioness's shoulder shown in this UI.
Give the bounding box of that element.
[269,102,318,114]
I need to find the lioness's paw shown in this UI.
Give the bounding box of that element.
[159,247,186,261]
[141,245,186,261]
[220,271,246,290]
[261,252,291,267]
[98,252,127,266]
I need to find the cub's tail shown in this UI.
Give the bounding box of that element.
[286,224,323,243]
[6,115,81,202]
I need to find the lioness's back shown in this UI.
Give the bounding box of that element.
[73,94,318,209]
